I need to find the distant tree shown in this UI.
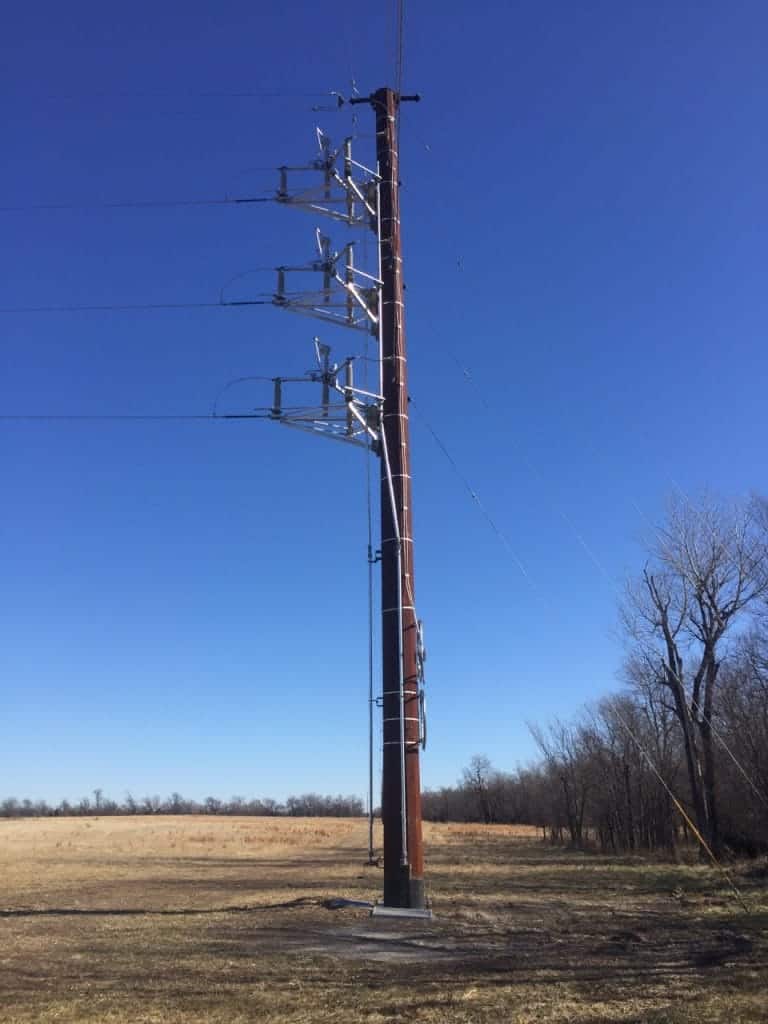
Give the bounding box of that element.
[227,796,245,815]
[1,798,20,818]
[284,793,363,817]
[141,795,162,814]
[529,721,591,846]
[166,792,186,814]
[252,797,279,816]
[462,755,496,823]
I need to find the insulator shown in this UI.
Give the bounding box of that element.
[271,379,282,418]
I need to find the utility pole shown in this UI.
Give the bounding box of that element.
[353,87,424,910]
[266,87,428,913]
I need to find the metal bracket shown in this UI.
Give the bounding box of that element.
[273,230,380,335]
[268,338,382,450]
[275,130,379,229]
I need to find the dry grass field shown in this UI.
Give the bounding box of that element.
[1,816,766,1023]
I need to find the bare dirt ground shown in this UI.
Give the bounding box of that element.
[0,816,766,1023]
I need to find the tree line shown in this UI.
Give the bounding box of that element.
[0,791,364,819]
[423,494,768,859]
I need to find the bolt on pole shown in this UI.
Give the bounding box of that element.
[374,86,425,909]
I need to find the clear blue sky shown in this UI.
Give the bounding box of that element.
[1,2,766,805]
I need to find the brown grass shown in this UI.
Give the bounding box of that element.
[0,816,766,1022]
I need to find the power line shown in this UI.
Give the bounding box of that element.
[0,413,264,422]
[449,352,619,590]
[19,89,338,101]
[0,409,313,423]
[0,300,271,315]
[0,414,213,421]
[0,196,273,213]
[409,397,537,589]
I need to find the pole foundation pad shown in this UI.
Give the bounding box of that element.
[371,904,433,920]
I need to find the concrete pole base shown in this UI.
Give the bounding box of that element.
[371,904,433,920]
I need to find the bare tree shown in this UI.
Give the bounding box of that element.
[529,721,592,845]
[462,755,496,824]
[716,629,768,851]
[622,494,768,853]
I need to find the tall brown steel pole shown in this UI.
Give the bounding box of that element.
[374,86,425,909]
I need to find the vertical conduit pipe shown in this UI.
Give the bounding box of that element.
[379,421,408,868]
